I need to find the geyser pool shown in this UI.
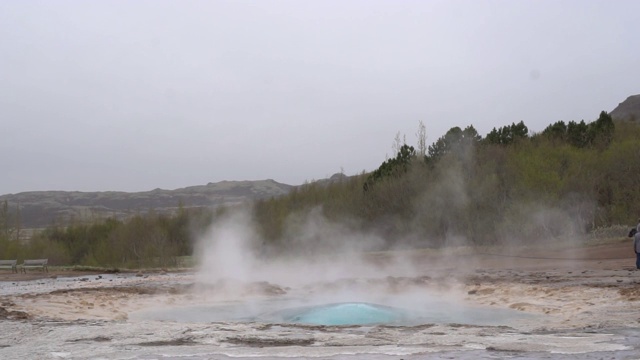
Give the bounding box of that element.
[272,302,408,325]
[132,299,532,326]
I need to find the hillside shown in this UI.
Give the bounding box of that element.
[2,104,639,267]
[0,180,293,228]
[610,94,640,122]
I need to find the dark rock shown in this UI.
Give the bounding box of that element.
[611,94,640,122]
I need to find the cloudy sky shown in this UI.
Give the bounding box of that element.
[1,0,639,194]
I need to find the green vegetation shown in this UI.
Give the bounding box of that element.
[0,204,214,268]
[253,111,638,251]
[0,110,638,267]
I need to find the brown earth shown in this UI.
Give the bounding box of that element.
[1,240,639,358]
[0,239,638,329]
[0,238,634,283]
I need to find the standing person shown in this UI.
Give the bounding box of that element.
[630,218,640,237]
[635,230,640,270]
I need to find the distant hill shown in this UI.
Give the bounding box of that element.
[0,179,293,228]
[610,94,640,122]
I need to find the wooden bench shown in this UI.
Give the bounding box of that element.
[20,259,48,273]
[0,260,18,273]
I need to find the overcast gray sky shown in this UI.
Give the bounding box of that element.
[1,0,639,194]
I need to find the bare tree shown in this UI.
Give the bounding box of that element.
[0,200,16,240]
[14,204,21,241]
[416,120,427,157]
[0,201,7,239]
[392,131,402,155]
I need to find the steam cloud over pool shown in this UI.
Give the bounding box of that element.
[124,210,532,328]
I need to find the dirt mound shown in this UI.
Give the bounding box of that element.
[0,306,29,320]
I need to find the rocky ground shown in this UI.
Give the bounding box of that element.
[0,239,639,359]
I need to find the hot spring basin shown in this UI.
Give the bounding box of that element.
[132,300,533,326]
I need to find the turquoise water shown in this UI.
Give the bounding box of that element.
[275,302,408,325]
[133,300,532,326]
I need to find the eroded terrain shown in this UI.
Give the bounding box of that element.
[1,242,640,359]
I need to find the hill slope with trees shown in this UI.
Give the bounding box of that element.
[253,111,639,253]
[1,106,639,268]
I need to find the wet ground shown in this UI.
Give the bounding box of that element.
[1,241,640,359]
